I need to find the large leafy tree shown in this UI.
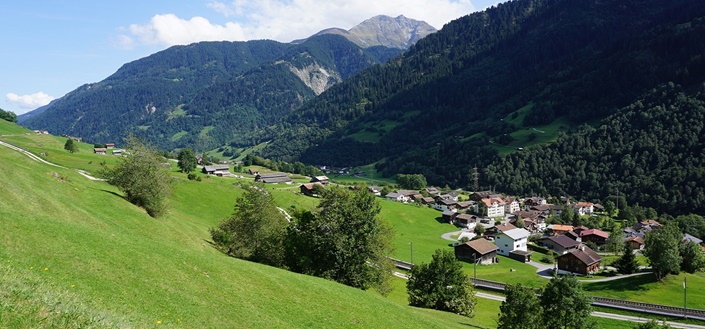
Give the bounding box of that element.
[540,275,594,329]
[286,186,394,294]
[680,240,705,273]
[643,222,682,280]
[497,283,542,329]
[63,139,78,153]
[406,249,477,317]
[177,148,197,173]
[0,108,17,123]
[210,183,287,267]
[103,136,172,217]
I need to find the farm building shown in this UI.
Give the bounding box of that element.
[454,239,498,265]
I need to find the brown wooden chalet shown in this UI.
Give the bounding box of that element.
[300,182,324,197]
[93,148,107,155]
[626,237,645,250]
[557,246,602,275]
[255,172,292,184]
[454,238,498,265]
[580,229,610,246]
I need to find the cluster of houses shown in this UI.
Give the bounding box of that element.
[93,143,123,155]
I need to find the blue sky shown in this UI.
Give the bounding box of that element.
[0,0,501,115]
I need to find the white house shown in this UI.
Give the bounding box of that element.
[368,186,382,196]
[494,228,530,256]
[482,197,506,218]
[385,192,408,203]
[503,197,521,214]
[573,201,595,216]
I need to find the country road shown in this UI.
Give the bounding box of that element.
[0,139,105,181]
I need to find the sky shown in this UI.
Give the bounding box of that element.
[0,0,502,115]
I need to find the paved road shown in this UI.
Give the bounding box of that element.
[525,259,652,282]
[441,230,463,241]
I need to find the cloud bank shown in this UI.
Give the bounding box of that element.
[6,92,54,110]
[119,0,479,47]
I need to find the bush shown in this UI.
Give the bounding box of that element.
[187,173,197,180]
[540,254,555,264]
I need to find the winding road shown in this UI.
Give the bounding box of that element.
[0,139,105,181]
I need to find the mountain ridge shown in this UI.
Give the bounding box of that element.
[292,14,438,49]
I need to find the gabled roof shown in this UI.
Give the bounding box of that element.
[580,229,609,239]
[442,210,456,217]
[684,233,703,245]
[626,237,645,244]
[311,175,329,182]
[385,192,402,198]
[549,224,574,232]
[482,197,505,207]
[494,223,517,233]
[368,186,381,192]
[548,234,581,248]
[577,201,594,207]
[204,164,230,171]
[456,238,498,255]
[396,190,417,196]
[455,213,477,223]
[559,246,602,266]
[499,228,530,240]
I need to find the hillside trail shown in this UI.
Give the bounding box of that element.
[0,139,105,181]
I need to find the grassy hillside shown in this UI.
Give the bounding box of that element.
[0,124,484,328]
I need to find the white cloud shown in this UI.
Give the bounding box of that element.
[6,92,54,109]
[120,0,481,47]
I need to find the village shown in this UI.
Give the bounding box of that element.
[185,160,705,279]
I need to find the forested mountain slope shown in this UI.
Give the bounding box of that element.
[20,35,390,150]
[258,0,705,192]
[486,83,705,216]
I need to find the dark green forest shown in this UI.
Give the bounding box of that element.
[21,35,393,150]
[486,83,705,216]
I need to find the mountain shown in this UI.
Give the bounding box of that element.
[255,0,705,214]
[19,34,390,150]
[295,15,438,49]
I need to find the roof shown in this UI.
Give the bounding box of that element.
[94,148,106,152]
[549,224,574,232]
[580,229,609,239]
[499,228,530,240]
[396,190,417,196]
[421,197,435,203]
[258,172,288,178]
[368,186,381,192]
[683,233,703,245]
[547,235,581,248]
[530,204,551,212]
[456,238,499,255]
[626,237,645,244]
[577,201,594,207]
[640,220,662,227]
[301,182,323,191]
[495,223,517,232]
[442,210,456,217]
[559,246,602,266]
[312,176,329,181]
[386,192,402,198]
[261,176,292,183]
[455,213,477,222]
[482,197,505,207]
[204,165,230,171]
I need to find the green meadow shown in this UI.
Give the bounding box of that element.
[0,120,700,328]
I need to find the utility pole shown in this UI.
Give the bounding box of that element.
[472,166,479,192]
[684,277,688,319]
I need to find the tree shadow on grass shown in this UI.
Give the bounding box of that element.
[582,272,656,294]
[99,189,125,200]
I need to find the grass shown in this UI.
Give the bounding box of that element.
[348,120,401,143]
[584,272,705,309]
[171,130,188,141]
[0,142,480,328]
[166,104,186,120]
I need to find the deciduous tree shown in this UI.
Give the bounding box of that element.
[680,240,705,273]
[498,283,542,329]
[406,249,476,317]
[177,148,197,173]
[540,275,594,329]
[102,137,171,217]
[643,222,682,280]
[286,186,394,294]
[210,183,287,267]
[64,139,78,153]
